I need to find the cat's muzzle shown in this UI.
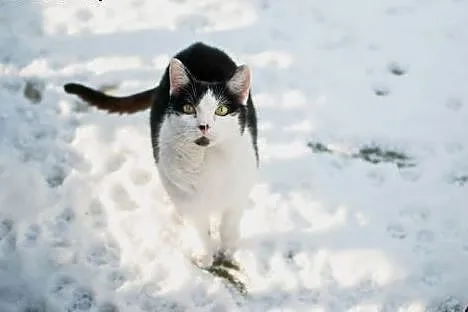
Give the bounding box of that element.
[194,136,210,146]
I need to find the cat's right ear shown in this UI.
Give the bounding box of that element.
[169,58,190,95]
[227,65,251,104]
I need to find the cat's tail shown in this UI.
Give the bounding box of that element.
[63,83,156,114]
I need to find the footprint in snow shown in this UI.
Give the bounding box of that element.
[50,275,76,298]
[372,62,407,97]
[446,97,463,111]
[420,263,444,287]
[399,206,431,224]
[22,223,41,247]
[74,9,92,22]
[47,165,68,188]
[85,199,108,229]
[107,270,127,290]
[0,218,14,240]
[86,241,121,267]
[50,276,96,311]
[130,168,152,186]
[97,302,119,312]
[428,296,465,312]
[57,208,76,224]
[131,0,144,6]
[23,300,47,312]
[373,84,390,97]
[444,142,463,154]
[0,232,16,253]
[111,184,138,211]
[66,287,95,312]
[416,229,435,244]
[386,223,407,240]
[387,62,408,76]
[178,15,210,31]
[105,154,127,173]
[47,208,75,240]
[0,218,16,253]
[412,229,436,255]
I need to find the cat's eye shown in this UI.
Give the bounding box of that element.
[215,104,230,116]
[182,104,195,114]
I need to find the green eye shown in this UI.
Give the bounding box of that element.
[182,104,195,114]
[215,104,230,116]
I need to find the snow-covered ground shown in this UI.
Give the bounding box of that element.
[1,0,468,311]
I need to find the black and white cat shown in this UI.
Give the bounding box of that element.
[64,42,259,267]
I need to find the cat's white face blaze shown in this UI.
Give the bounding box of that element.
[196,90,217,133]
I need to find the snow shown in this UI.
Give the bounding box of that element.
[1,0,467,311]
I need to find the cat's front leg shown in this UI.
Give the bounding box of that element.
[190,212,215,268]
[218,204,245,260]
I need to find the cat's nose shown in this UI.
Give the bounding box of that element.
[198,124,209,134]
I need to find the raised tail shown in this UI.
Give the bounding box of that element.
[63,83,157,114]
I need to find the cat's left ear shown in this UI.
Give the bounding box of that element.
[227,65,251,104]
[169,58,191,96]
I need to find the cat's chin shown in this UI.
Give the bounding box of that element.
[194,136,210,147]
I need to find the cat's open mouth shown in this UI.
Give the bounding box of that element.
[194,136,210,147]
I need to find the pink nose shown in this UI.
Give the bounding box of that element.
[198,124,209,134]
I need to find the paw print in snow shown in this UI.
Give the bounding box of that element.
[105,154,126,173]
[22,224,41,247]
[130,168,151,186]
[446,98,463,111]
[111,184,138,211]
[86,242,121,267]
[0,218,16,253]
[97,302,119,312]
[413,229,436,255]
[85,199,108,229]
[107,270,127,290]
[66,287,95,312]
[387,62,408,76]
[50,275,76,298]
[386,223,407,240]
[0,218,13,240]
[373,84,390,96]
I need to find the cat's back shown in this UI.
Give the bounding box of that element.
[173,42,238,82]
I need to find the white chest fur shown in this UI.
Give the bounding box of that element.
[156,118,257,216]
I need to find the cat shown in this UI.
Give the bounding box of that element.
[64,42,259,267]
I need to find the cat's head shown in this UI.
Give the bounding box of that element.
[166,58,251,147]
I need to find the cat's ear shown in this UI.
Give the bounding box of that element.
[169,58,191,95]
[227,65,251,104]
